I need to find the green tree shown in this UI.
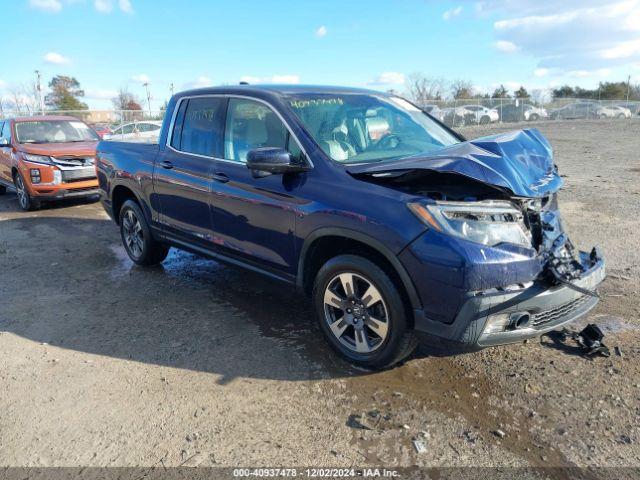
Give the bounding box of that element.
[514,86,529,98]
[44,75,88,111]
[492,84,510,98]
[552,85,575,98]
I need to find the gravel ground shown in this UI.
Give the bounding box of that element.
[0,119,639,473]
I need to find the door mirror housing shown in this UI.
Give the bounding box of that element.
[246,147,310,177]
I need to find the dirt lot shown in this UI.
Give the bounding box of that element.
[1,120,639,473]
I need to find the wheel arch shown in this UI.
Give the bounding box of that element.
[111,184,143,225]
[297,228,423,325]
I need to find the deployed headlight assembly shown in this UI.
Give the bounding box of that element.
[22,153,53,165]
[408,200,532,248]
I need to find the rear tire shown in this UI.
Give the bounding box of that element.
[313,255,417,369]
[13,172,40,211]
[119,199,169,266]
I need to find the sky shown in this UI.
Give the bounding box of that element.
[1,0,639,110]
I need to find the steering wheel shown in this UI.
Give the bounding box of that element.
[372,133,401,150]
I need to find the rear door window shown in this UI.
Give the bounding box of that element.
[176,97,225,157]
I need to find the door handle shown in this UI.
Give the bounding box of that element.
[211,172,229,183]
[160,160,173,169]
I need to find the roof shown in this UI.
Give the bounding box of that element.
[177,84,387,98]
[9,115,85,123]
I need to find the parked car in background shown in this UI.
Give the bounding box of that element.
[441,106,470,127]
[96,85,605,368]
[616,102,640,115]
[498,103,548,123]
[460,105,500,124]
[523,104,548,121]
[0,116,100,210]
[596,105,632,119]
[90,123,112,138]
[549,101,599,120]
[103,121,162,141]
[423,104,445,122]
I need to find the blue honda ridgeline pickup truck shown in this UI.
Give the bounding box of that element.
[96,85,605,368]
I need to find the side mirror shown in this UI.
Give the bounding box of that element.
[0,137,9,147]
[246,147,310,177]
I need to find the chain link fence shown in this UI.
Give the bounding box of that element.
[1,98,639,138]
[418,97,640,128]
[0,109,165,141]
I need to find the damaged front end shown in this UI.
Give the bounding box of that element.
[349,128,606,346]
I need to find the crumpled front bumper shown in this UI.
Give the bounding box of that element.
[413,247,605,347]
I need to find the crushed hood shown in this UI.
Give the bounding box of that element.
[347,129,563,198]
[18,141,98,158]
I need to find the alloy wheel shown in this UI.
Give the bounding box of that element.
[15,175,28,209]
[122,209,144,259]
[323,272,390,354]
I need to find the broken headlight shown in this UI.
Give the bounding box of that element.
[22,153,53,165]
[408,200,532,248]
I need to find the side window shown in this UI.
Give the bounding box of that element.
[224,98,293,163]
[179,97,225,156]
[170,99,188,149]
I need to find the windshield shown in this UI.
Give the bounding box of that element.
[287,94,459,164]
[15,120,100,144]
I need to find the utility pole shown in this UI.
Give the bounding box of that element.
[142,82,152,117]
[626,74,631,103]
[35,70,44,115]
[170,82,174,97]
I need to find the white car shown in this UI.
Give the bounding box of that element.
[461,105,500,124]
[523,104,548,121]
[104,121,163,141]
[596,105,632,119]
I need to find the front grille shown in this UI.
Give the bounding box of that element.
[532,294,590,327]
[61,166,96,182]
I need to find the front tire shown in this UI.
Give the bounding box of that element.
[119,199,169,265]
[0,184,6,195]
[313,255,417,369]
[14,172,40,211]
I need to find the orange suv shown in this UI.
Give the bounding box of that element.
[0,116,100,210]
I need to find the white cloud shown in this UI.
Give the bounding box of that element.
[131,73,150,83]
[118,0,133,13]
[443,6,463,20]
[567,68,611,78]
[315,25,327,37]
[240,75,300,84]
[85,88,119,100]
[44,52,71,64]
[534,68,549,77]
[494,40,519,53]
[369,72,406,85]
[184,76,212,89]
[486,1,640,73]
[94,0,113,13]
[29,0,63,12]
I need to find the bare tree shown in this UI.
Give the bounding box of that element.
[112,88,143,111]
[406,73,447,105]
[451,79,474,100]
[6,82,39,115]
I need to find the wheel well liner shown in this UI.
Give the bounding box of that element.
[111,185,140,224]
[297,228,422,325]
